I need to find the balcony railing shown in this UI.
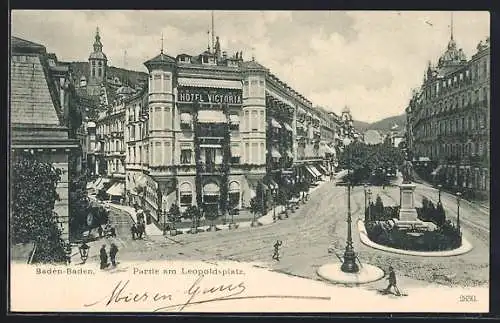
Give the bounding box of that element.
[198,163,224,174]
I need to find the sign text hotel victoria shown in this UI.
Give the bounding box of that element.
[177,89,243,104]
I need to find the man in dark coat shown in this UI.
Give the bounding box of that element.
[97,225,103,238]
[99,244,108,270]
[131,224,137,240]
[384,266,401,296]
[109,243,119,267]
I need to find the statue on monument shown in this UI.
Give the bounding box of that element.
[401,160,414,184]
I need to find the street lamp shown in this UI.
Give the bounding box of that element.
[456,192,462,233]
[341,137,359,274]
[271,186,278,222]
[367,188,372,222]
[163,208,167,235]
[364,184,368,212]
[437,184,442,204]
[78,242,90,264]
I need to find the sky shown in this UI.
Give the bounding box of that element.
[11,10,489,123]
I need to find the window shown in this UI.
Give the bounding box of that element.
[231,144,240,164]
[251,110,258,131]
[180,149,192,164]
[164,142,171,165]
[155,142,161,165]
[251,143,258,164]
[180,183,193,207]
[154,107,161,130]
[202,56,208,64]
[260,143,265,164]
[153,74,161,92]
[92,61,96,66]
[245,143,250,163]
[244,111,249,131]
[163,73,171,92]
[259,111,264,131]
[98,68,102,77]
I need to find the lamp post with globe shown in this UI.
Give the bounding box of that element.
[340,137,359,273]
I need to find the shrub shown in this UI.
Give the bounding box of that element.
[11,153,67,263]
[366,221,462,252]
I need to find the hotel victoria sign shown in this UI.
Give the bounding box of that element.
[177,88,243,105]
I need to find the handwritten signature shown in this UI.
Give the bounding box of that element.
[84,275,330,311]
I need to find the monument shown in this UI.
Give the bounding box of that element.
[395,160,429,230]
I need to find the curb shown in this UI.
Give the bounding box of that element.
[357,220,473,257]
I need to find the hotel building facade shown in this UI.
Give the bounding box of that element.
[107,37,342,222]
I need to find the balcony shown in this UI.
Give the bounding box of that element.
[198,163,224,174]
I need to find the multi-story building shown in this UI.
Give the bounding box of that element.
[406,31,490,197]
[118,36,341,222]
[10,36,83,242]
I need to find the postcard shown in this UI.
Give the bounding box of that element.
[9,10,490,313]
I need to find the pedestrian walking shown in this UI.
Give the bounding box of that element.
[384,266,401,296]
[110,226,116,238]
[97,225,103,238]
[137,222,145,239]
[272,240,282,261]
[99,244,109,270]
[109,243,119,267]
[131,223,137,240]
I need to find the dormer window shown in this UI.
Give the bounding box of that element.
[202,56,209,64]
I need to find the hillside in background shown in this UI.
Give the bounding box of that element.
[352,120,371,131]
[367,114,406,131]
[351,114,406,133]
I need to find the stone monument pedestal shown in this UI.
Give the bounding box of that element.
[394,182,430,231]
[398,183,419,221]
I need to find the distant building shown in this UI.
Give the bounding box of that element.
[364,130,383,145]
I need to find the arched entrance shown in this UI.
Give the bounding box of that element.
[203,181,220,215]
[228,181,240,210]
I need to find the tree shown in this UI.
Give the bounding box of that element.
[11,153,67,263]
[184,205,201,231]
[69,172,91,238]
[167,203,181,229]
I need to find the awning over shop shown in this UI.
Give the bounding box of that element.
[335,169,349,180]
[281,122,293,132]
[317,165,329,174]
[180,182,192,194]
[229,114,240,124]
[203,182,220,196]
[304,165,318,178]
[200,144,222,148]
[178,77,242,90]
[229,181,240,193]
[197,110,226,123]
[180,113,192,123]
[106,183,124,196]
[95,178,110,190]
[309,165,322,178]
[271,118,282,129]
[271,148,282,158]
[431,165,443,176]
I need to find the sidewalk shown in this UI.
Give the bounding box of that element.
[106,203,165,236]
[88,176,330,237]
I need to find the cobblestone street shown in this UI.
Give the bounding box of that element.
[91,178,489,289]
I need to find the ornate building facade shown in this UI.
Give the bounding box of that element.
[406,32,490,197]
